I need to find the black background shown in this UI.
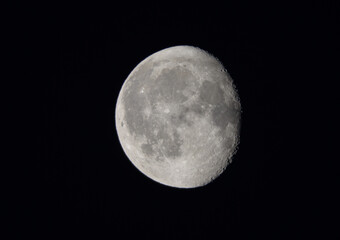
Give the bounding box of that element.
[15,1,338,239]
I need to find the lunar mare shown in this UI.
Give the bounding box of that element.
[115,46,241,188]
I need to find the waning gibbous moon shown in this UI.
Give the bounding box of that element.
[115,45,241,188]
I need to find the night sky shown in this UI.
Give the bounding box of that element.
[16,1,338,238]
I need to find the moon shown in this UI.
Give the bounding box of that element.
[115,46,241,188]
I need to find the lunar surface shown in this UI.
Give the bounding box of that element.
[115,46,241,188]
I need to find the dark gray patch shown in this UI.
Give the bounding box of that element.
[198,80,224,105]
[198,80,240,131]
[190,102,207,116]
[141,143,154,156]
[170,106,194,127]
[211,102,239,130]
[225,137,234,150]
[149,66,194,104]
